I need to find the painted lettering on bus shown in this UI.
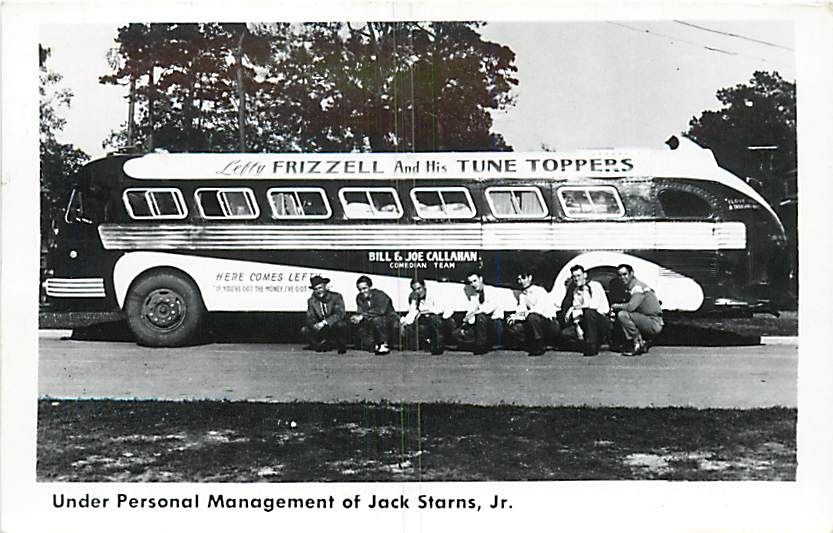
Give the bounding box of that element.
[386,160,449,174]
[216,160,266,177]
[524,157,634,173]
[368,251,479,262]
[270,160,384,175]
[456,159,517,173]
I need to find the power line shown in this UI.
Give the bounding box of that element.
[608,22,736,55]
[673,20,794,51]
[606,22,785,67]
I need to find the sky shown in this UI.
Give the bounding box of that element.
[40,20,794,160]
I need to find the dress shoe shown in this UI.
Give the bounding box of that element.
[375,343,390,355]
[621,339,644,356]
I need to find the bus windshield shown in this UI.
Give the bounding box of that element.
[65,187,107,224]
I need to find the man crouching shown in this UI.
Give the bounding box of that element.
[559,265,611,357]
[302,275,348,354]
[506,269,560,356]
[351,275,399,355]
[610,264,663,356]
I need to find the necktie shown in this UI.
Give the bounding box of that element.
[478,291,485,304]
[321,300,327,316]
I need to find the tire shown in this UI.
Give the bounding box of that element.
[124,271,206,347]
[587,266,616,290]
[587,266,622,303]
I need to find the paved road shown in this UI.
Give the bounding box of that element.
[38,332,797,408]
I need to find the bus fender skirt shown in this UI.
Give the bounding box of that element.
[549,251,704,312]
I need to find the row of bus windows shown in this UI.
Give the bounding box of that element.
[121,185,628,221]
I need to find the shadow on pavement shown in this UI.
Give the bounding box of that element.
[654,322,759,347]
[57,313,760,347]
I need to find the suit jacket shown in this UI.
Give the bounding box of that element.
[356,288,398,319]
[306,291,346,327]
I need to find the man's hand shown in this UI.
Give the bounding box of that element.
[507,312,525,325]
[350,314,363,325]
[312,320,326,331]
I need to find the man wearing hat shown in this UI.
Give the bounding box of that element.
[302,275,348,354]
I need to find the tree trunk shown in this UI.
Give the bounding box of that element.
[236,31,246,152]
[366,23,388,152]
[146,65,156,151]
[127,75,136,149]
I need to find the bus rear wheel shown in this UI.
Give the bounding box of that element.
[125,271,206,347]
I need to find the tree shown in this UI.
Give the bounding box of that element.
[685,71,796,206]
[256,22,517,152]
[40,45,89,249]
[100,22,517,153]
[101,23,278,152]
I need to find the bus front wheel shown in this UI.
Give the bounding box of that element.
[125,271,206,347]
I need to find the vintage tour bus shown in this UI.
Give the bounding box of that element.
[44,145,788,346]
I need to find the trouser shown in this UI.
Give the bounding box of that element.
[452,313,493,351]
[405,314,454,352]
[507,313,559,351]
[301,320,349,349]
[357,315,396,351]
[561,309,610,355]
[616,311,663,341]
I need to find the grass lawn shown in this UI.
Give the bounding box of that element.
[38,400,796,482]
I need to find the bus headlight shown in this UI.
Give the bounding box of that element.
[69,250,78,259]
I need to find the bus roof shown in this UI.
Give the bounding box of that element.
[118,146,780,222]
[123,147,726,182]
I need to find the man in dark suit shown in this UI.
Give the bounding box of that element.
[302,275,348,354]
[351,275,399,355]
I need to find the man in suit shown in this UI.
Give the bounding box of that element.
[302,275,348,354]
[350,275,399,355]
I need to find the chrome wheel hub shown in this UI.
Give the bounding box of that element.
[141,289,186,331]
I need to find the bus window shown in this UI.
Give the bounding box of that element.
[267,188,331,219]
[195,188,259,219]
[485,187,547,218]
[557,186,624,218]
[658,189,713,218]
[411,187,476,219]
[339,188,403,219]
[123,188,188,220]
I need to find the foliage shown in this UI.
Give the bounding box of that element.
[40,45,89,250]
[100,22,517,153]
[685,71,796,205]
